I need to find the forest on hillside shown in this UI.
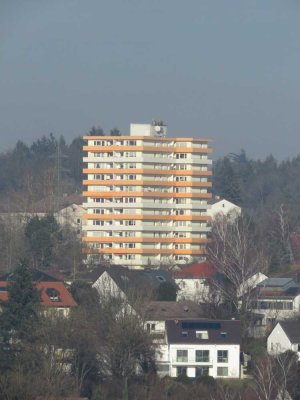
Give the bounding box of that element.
[1,132,300,275]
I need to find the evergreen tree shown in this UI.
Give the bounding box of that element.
[0,260,40,369]
[213,157,241,204]
[25,214,62,267]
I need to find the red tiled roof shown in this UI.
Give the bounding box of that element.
[0,281,77,307]
[174,261,216,279]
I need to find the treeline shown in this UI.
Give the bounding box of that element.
[1,132,300,273]
[0,126,121,212]
[0,214,82,274]
[213,151,300,273]
[213,150,300,218]
[0,134,83,212]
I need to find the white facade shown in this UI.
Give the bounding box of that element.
[208,199,241,221]
[56,204,86,234]
[156,342,240,378]
[267,322,300,358]
[251,295,300,325]
[175,278,210,302]
[82,122,212,268]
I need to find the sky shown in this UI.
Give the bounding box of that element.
[1,0,300,159]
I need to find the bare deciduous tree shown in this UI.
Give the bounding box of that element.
[207,214,268,328]
[253,351,297,400]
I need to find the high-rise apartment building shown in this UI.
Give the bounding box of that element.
[82,122,212,268]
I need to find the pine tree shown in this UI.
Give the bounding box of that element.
[213,157,242,204]
[0,260,40,369]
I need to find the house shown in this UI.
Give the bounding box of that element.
[156,319,241,379]
[0,270,77,317]
[238,272,268,298]
[55,203,86,235]
[174,261,216,302]
[207,198,241,221]
[249,277,300,336]
[0,195,86,235]
[92,266,177,312]
[267,321,300,359]
[144,300,207,338]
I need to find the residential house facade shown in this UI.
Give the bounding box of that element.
[249,277,300,336]
[156,319,241,379]
[174,261,216,302]
[267,321,300,359]
[0,270,77,317]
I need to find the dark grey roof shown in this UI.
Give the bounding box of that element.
[166,319,241,345]
[0,269,60,282]
[279,321,300,343]
[95,266,177,295]
[145,301,207,321]
[258,278,294,288]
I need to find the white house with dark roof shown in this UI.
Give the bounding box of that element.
[207,198,241,221]
[144,300,207,338]
[92,266,177,314]
[249,277,300,336]
[267,321,300,359]
[156,319,241,379]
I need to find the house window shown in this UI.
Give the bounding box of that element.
[195,350,209,362]
[217,367,228,377]
[217,350,228,363]
[196,331,209,340]
[196,366,209,377]
[177,366,187,376]
[177,350,188,362]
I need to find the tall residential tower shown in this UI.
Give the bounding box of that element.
[82,122,212,268]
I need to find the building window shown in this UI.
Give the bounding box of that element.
[175,210,185,215]
[177,350,188,362]
[195,331,209,340]
[217,367,228,377]
[195,350,209,362]
[177,366,187,377]
[196,366,209,377]
[176,153,187,159]
[217,350,228,363]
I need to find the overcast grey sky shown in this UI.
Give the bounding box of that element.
[1,0,300,159]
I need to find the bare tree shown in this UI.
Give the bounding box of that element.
[253,351,297,400]
[207,214,268,328]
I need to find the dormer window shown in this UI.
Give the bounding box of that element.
[46,288,60,302]
[196,331,208,339]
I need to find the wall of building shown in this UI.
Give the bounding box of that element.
[82,131,212,268]
[267,324,293,355]
[167,343,240,378]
